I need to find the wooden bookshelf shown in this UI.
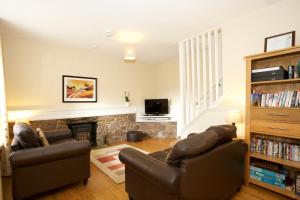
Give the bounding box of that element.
[250,152,300,169]
[251,78,300,86]
[249,178,300,199]
[250,131,300,140]
[245,46,300,199]
[251,106,300,110]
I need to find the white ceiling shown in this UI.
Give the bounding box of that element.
[0,0,282,64]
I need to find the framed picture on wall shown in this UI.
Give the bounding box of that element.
[264,31,295,52]
[62,75,97,103]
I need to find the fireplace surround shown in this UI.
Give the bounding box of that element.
[68,121,97,147]
[9,114,177,146]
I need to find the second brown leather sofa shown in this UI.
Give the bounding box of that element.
[119,125,247,200]
[10,125,91,200]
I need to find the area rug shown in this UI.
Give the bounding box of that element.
[90,144,148,184]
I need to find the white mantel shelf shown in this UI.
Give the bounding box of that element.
[8,105,178,123]
[8,106,138,122]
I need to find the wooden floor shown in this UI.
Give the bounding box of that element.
[2,139,292,200]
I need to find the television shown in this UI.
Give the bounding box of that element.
[145,99,169,115]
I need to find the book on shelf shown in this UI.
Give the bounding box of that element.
[252,67,282,73]
[251,66,288,82]
[250,165,286,189]
[250,160,298,194]
[251,90,300,108]
[250,170,285,183]
[250,173,285,189]
[250,161,289,189]
[251,137,300,162]
[250,165,286,179]
[251,157,282,172]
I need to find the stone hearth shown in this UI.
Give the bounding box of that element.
[9,114,177,145]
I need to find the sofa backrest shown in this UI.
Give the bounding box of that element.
[166,125,237,166]
[206,125,237,144]
[166,130,218,166]
[179,139,247,200]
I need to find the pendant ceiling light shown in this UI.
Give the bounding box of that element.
[124,47,136,62]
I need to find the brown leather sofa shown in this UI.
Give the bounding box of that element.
[10,126,91,200]
[119,125,247,200]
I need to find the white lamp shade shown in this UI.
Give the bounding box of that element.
[226,110,242,124]
[124,47,136,61]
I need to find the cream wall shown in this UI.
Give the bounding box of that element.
[221,0,300,137]
[181,0,300,137]
[153,58,180,117]
[3,0,300,126]
[2,36,156,114]
[222,0,300,110]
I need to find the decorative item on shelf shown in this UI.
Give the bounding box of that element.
[124,91,130,107]
[226,110,242,125]
[15,118,30,125]
[294,61,300,78]
[251,66,287,82]
[288,65,295,79]
[294,66,299,79]
[264,31,295,52]
[62,75,97,103]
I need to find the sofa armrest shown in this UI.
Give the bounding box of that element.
[10,140,90,169]
[44,129,72,144]
[119,148,180,194]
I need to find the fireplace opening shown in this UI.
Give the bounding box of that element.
[68,121,97,147]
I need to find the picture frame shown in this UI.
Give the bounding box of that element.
[62,75,97,103]
[264,31,295,52]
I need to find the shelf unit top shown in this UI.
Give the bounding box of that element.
[245,46,300,61]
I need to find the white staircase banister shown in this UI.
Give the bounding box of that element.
[178,28,223,138]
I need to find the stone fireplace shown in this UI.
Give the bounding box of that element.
[9,114,177,146]
[68,121,97,147]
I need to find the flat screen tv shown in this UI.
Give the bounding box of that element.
[145,99,169,115]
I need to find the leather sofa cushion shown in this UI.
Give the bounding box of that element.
[13,123,41,149]
[206,125,237,145]
[36,128,50,146]
[166,130,218,166]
